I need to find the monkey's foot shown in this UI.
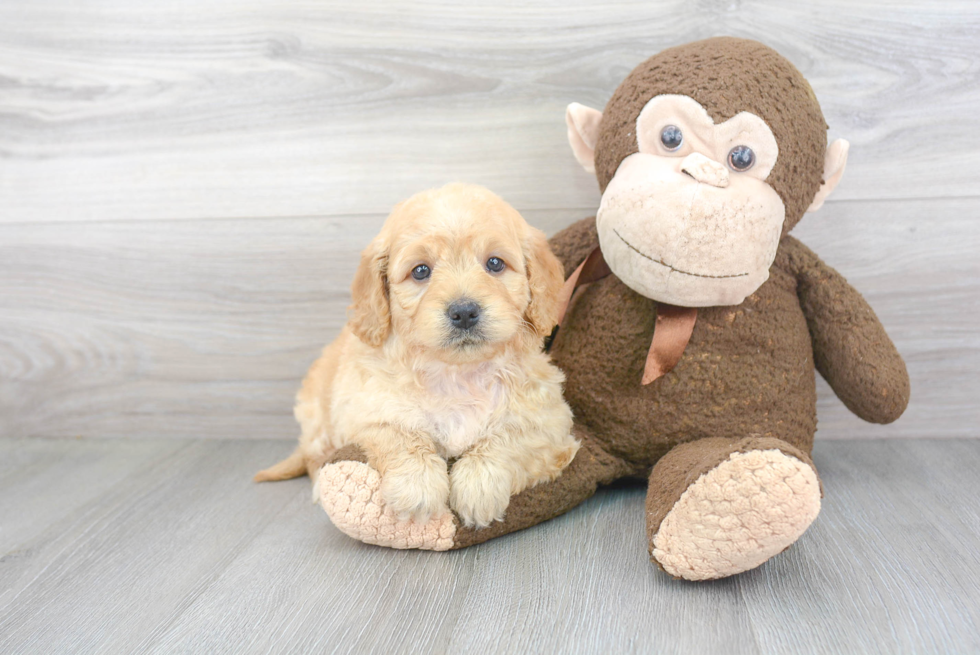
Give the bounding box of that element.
[651,449,821,581]
[318,461,456,551]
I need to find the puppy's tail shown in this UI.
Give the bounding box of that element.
[254,447,306,482]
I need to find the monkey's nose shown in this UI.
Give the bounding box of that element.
[681,152,730,188]
[447,300,481,330]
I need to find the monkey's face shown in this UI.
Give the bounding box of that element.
[595,95,784,307]
[567,39,849,308]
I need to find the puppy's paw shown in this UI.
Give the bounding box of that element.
[449,456,513,529]
[380,455,451,522]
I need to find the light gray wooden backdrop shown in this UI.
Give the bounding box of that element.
[1,0,978,441]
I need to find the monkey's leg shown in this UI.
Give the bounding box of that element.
[317,426,631,551]
[647,437,822,581]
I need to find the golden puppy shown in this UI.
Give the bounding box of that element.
[256,183,578,528]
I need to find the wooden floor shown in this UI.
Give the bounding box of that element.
[0,437,977,654]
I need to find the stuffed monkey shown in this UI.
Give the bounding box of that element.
[315,37,910,580]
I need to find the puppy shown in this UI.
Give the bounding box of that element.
[255,183,578,528]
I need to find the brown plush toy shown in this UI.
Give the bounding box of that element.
[316,37,910,580]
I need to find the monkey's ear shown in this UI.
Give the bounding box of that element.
[566,103,603,174]
[807,139,849,213]
[348,235,391,347]
[523,227,566,338]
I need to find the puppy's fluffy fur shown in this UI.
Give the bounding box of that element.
[256,184,578,528]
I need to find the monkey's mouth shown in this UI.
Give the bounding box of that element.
[613,229,749,280]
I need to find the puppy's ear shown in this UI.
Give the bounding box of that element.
[523,227,565,337]
[348,235,390,347]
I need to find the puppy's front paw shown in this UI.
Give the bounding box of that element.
[380,455,450,522]
[449,457,512,529]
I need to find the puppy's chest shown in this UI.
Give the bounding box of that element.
[419,366,506,458]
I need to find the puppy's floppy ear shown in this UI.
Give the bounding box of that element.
[522,227,565,337]
[348,235,390,347]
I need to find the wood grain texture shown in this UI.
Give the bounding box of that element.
[1,199,976,440]
[0,0,978,224]
[0,438,186,553]
[1,0,978,441]
[0,439,302,653]
[0,437,978,654]
[743,439,980,653]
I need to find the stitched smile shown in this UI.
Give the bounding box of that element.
[613,229,749,279]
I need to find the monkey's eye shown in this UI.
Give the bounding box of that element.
[411,264,431,281]
[486,257,505,273]
[728,145,755,171]
[660,125,683,151]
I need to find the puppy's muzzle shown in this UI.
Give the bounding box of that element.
[447,299,481,331]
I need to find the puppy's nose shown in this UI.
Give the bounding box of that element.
[447,300,481,330]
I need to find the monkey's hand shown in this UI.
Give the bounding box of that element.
[785,236,910,424]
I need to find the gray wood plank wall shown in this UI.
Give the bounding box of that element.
[2,1,978,440]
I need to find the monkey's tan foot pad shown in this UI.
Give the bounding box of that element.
[318,461,456,551]
[651,449,821,581]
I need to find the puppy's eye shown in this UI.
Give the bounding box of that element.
[486,257,505,273]
[728,145,755,171]
[411,264,431,281]
[660,125,683,151]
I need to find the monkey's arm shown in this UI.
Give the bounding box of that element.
[548,216,599,278]
[782,236,909,424]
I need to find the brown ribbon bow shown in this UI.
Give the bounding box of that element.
[555,247,698,385]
